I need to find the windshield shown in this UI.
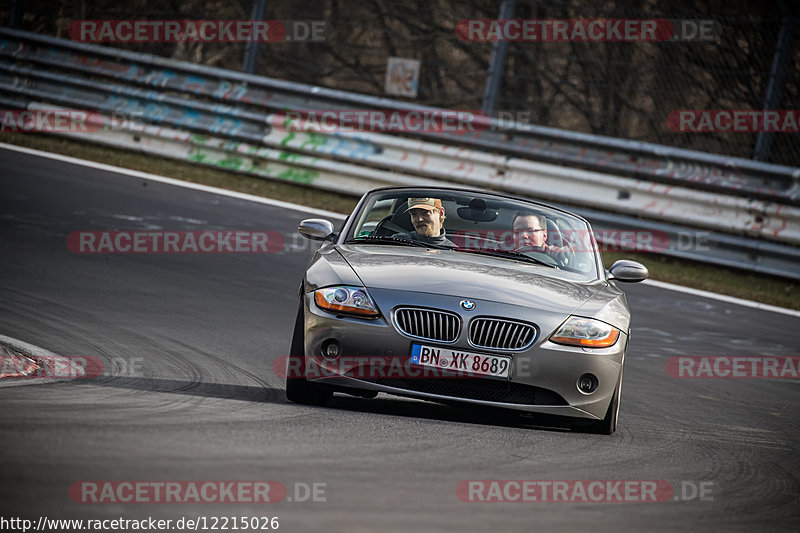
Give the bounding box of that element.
[345,189,599,278]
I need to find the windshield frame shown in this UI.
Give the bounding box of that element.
[337,187,603,280]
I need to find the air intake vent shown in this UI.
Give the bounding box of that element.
[353,377,568,406]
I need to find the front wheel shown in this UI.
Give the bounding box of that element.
[575,374,622,435]
[573,373,622,435]
[285,303,332,406]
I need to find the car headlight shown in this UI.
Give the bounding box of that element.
[550,317,620,348]
[314,286,380,317]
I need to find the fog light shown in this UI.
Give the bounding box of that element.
[322,340,340,359]
[578,373,598,394]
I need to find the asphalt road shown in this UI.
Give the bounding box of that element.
[1,146,798,532]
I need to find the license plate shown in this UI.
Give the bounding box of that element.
[410,344,512,379]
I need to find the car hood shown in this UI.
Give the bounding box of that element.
[335,244,602,315]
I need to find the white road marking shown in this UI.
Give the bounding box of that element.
[641,279,800,318]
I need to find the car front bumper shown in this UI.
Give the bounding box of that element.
[301,289,627,420]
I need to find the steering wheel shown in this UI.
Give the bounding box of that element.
[372,214,408,237]
[520,248,562,267]
[513,240,572,268]
[548,231,576,268]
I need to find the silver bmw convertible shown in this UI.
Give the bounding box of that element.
[286,186,648,434]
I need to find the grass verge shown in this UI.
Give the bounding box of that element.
[603,252,797,310]
[3,132,798,310]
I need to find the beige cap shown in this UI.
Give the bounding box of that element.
[406,197,443,211]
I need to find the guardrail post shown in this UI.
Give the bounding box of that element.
[753,0,795,162]
[480,0,516,116]
[243,0,268,74]
[9,0,26,28]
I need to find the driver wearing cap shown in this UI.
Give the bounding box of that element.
[395,197,454,247]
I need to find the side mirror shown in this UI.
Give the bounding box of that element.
[608,260,649,283]
[298,218,336,241]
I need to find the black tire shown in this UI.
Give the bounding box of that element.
[285,303,333,406]
[579,375,622,435]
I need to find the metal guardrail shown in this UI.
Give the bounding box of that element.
[1,27,799,280]
[2,28,798,200]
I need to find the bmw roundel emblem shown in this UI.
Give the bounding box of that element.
[460,300,475,310]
